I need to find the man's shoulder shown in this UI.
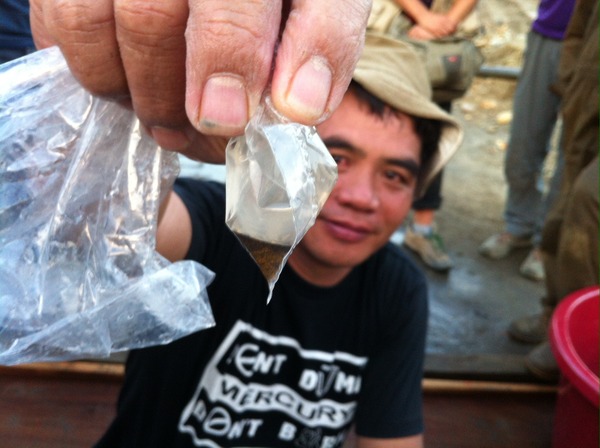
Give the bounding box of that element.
[361,242,428,297]
[370,242,425,277]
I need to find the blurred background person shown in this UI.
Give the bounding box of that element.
[478,0,576,282]
[370,0,480,272]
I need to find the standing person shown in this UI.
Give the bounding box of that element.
[372,0,479,272]
[507,0,598,381]
[0,0,35,64]
[89,33,462,447]
[479,0,576,282]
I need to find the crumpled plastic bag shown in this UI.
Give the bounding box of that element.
[0,47,215,365]
[225,96,338,302]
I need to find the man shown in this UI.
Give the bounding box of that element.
[95,33,462,447]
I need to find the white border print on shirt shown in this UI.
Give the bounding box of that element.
[178,320,368,447]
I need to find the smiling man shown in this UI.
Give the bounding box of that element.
[96,33,462,448]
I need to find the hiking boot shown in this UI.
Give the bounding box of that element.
[479,232,532,259]
[520,248,545,281]
[508,309,552,344]
[404,226,453,271]
[525,342,560,382]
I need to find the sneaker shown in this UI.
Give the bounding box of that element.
[404,226,453,271]
[479,232,532,259]
[508,309,552,344]
[525,342,560,382]
[520,248,545,281]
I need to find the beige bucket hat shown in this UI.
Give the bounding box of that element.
[353,32,463,195]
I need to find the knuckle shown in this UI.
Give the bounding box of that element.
[115,0,187,42]
[186,2,277,78]
[46,0,112,42]
[192,1,276,42]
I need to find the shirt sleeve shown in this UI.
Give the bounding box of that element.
[173,178,227,265]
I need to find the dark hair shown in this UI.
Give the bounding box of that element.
[348,80,442,181]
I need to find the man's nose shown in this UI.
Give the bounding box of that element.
[336,171,379,210]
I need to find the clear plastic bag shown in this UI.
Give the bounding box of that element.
[225,96,338,302]
[0,47,215,365]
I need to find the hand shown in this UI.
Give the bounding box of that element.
[407,25,436,40]
[415,11,457,38]
[30,0,371,162]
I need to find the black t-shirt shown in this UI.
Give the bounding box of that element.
[96,179,428,448]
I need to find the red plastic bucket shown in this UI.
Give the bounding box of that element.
[549,286,599,448]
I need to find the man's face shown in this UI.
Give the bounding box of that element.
[288,90,422,285]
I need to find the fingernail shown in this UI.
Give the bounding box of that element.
[286,56,332,121]
[150,126,191,151]
[199,75,248,134]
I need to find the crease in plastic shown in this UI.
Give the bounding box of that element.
[0,47,215,365]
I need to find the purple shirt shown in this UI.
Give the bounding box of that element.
[532,0,576,40]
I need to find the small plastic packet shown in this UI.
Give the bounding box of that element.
[0,47,215,365]
[225,96,338,302]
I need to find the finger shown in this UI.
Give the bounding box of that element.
[179,134,229,165]
[271,0,372,125]
[42,0,128,98]
[30,0,55,49]
[185,0,282,136]
[114,0,191,139]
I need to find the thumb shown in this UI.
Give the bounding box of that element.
[270,0,371,125]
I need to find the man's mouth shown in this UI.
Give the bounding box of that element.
[320,216,374,243]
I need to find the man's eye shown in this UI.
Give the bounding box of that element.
[331,154,348,167]
[384,170,412,186]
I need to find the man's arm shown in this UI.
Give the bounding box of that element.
[394,0,478,38]
[356,434,423,447]
[394,0,454,36]
[156,191,193,262]
[444,0,478,30]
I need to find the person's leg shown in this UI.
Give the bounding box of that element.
[403,99,453,271]
[553,156,599,299]
[405,171,453,271]
[480,31,564,266]
[516,157,599,380]
[503,31,564,241]
[412,169,444,215]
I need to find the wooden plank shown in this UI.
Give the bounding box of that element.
[424,353,551,383]
[423,389,556,448]
[0,362,558,447]
[0,361,124,380]
[423,378,557,394]
[0,373,121,448]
